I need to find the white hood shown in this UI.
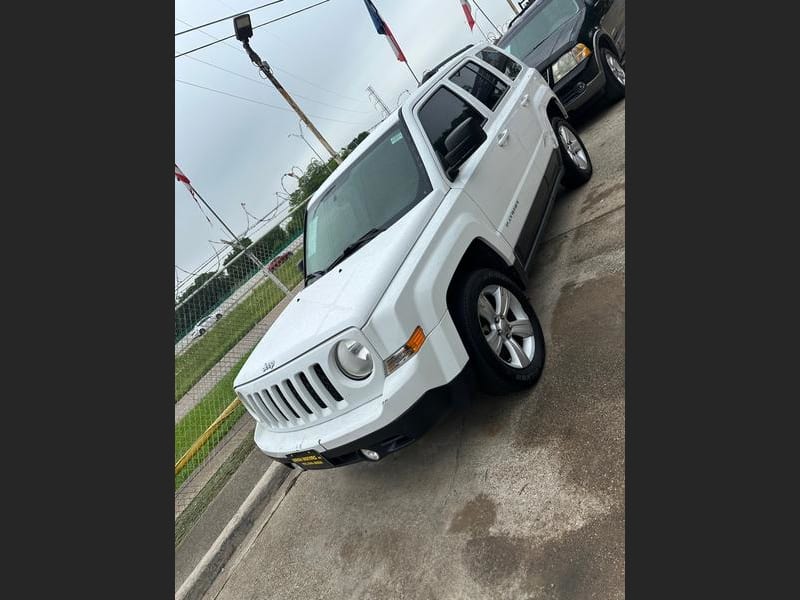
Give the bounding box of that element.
[234,190,444,388]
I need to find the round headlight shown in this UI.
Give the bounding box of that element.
[335,339,373,380]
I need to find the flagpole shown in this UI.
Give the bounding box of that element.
[404,61,421,86]
[472,1,502,35]
[181,174,290,294]
[474,19,490,42]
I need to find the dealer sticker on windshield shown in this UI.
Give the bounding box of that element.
[390,132,404,144]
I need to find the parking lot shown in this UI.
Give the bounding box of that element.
[209,99,625,600]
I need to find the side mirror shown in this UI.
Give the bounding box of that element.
[297,258,304,274]
[443,117,487,180]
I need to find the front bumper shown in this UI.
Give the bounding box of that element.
[551,50,607,113]
[276,365,471,469]
[253,309,470,466]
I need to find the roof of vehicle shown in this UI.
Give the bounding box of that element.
[305,41,498,212]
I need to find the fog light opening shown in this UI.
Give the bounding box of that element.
[360,449,381,461]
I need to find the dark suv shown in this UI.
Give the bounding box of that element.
[497,0,625,114]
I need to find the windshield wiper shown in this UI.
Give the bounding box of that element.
[304,270,326,285]
[326,227,386,272]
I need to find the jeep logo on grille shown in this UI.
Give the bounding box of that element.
[262,360,275,372]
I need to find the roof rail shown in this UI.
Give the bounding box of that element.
[420,44,475,85]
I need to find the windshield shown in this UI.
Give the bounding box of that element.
[501,0,580,58]
[304,124,432,276]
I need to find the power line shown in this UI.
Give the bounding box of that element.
[185,55,372,114]
[175,1,285,36]
[175,78,372,125]
[175,15,368,105]
[174,0,331,58]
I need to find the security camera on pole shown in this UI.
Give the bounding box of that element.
[233,14,342,164]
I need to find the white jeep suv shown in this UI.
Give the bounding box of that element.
[233,43,592,469]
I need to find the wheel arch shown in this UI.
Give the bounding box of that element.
[445,238,527,318]
[545,96,569,123]
[593,28,620,58]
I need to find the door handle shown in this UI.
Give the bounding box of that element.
[497,129,510,147]
[520,94,530,107]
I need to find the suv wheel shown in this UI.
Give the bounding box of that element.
[451,268,545,395]
[552,116,592,189]
[601,48,625,102]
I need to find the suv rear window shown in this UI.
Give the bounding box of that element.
[449,61,509,111]
[418,86,487,169]
[477,48,522,81]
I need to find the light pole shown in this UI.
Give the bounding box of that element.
[233,14,342,164]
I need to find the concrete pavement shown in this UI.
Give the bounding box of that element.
[198,99,626,600]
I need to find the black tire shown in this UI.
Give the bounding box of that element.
[552,116,592,189]
[601,48,625,102]
[450,268,545,395]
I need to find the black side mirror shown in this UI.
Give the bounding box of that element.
[443,117,487,180]
[297,258,304,274]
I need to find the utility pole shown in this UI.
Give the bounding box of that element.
[233,14,342,164]
[366,85,391,119]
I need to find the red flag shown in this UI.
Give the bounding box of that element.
[460,0,476,31]
[175,164,192,188]
[175,164,213,227]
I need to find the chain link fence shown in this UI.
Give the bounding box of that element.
[175,200,307,506]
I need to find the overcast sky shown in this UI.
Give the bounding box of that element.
[175,0,519,288]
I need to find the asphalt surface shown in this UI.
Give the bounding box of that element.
[207,99,625,600]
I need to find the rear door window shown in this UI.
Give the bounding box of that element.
[477,48,523,81]
[418,86,487,170]
[449,61,509,111]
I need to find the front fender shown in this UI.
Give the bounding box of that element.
[362,188,515,360]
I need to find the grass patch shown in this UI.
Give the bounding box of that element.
[175,435,255,548]
[174,252,303,403]
[175,351,252,489]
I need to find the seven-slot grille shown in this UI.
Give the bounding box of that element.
[242,362,346,430]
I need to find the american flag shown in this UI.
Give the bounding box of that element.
[363,0,407,62]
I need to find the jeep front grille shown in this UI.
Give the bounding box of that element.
[244,363,345,429]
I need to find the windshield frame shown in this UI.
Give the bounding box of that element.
[498,0,581,57]
[302,114,432,282]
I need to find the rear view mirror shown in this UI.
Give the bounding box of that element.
[443,117,487,180]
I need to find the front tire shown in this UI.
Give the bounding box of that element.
[552,116,592,189]
[601,48,625,102]
[451,269,545,395]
